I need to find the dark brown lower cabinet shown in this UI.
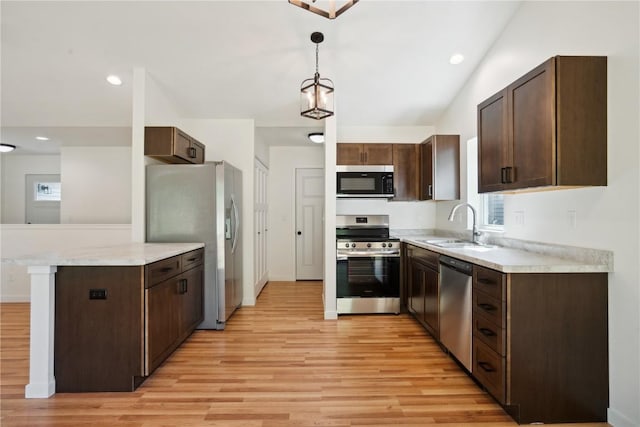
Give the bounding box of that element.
[472,266,608,424]
[406,244,439,340]
[55,248,204,392]
[55,266,144,392]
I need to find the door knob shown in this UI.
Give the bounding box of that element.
[297,231,302,235]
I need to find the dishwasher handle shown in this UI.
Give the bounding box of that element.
[440,255,473,275]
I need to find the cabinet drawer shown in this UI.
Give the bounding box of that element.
[473,338,506,404]
[146,256,181,288]
[407,245,439,270]
[473,314,505,356]
[181,248,204,271]
[473,265,505,300]
[473,291,505,327]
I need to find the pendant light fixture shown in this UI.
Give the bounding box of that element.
[300,32,334,120]
[289,0,359,20]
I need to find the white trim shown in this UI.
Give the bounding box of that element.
[607,408,637,427]
[324,310,338,320]
[1,224,132,231]
[0,295,30,303]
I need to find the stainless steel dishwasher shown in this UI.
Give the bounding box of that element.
[439,255,473,372]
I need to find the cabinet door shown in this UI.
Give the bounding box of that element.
[179,266,204,336]
[363,144,393,165]
[508,59,555,189]
[174,130,205,164]
[337,144,364,165]
[423,266,439,339]
[478,90,509,193]
[146,278,179,374]
[420,139,434,200]
[408,259,425,318]
[392,144,419,201]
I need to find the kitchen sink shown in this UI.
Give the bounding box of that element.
[416,238,497,251]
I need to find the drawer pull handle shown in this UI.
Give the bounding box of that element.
[177,279,188,294]
[477,278,496,285]
[159,267,174,273]
[478,361,496,372]
[186,257,199,262]
[478,303,497,312]
[479,327,496,337]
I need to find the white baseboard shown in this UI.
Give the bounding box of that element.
[268,275,296,282]
[324,310,338,320]
[0,295,30,303]
[608,407,639,427]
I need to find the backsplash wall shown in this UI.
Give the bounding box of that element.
[336,199,436,230]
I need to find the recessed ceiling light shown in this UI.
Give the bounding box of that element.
[308,132,324,144]
[0,144,16,153]
[106,75,122,86]
[449,53,465,65]
[35,136,49,141]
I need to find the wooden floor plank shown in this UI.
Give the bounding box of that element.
[0,282,611,426]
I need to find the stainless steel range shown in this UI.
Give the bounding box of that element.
[336,215,400,314]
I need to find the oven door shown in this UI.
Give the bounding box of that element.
[336,253,400,298]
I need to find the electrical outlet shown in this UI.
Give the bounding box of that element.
[568,210,577,228]
[515,210,525,226]
[89,289,107,300]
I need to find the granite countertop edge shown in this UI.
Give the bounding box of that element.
[398,234,611,274]
[2,242,205,267]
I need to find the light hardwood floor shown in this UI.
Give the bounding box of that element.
[1,281,610,426]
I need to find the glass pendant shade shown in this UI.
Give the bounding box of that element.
[300,73,334,120]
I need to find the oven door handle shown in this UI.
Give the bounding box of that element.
[337,251,401,258]
[337,255,348,261]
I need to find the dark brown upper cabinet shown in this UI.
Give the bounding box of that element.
[145,126,205,164]
[477,56,607,193]
[336,143,393,165]
[419,135,460,201]
[392,144,420,201]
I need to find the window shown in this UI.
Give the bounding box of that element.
[482,194,504,229]
[34,181,62,201]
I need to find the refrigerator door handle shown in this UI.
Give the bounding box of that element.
[231,195,240,254]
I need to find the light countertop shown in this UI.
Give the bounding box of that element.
[400,235,611,273]
[4,242,205,267]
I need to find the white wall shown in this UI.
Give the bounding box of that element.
[253,130,270,168]
[338,126,435,143]
[268,145,324,281]
[174,119,257,306]
[337,199,436,231]
[435,2,640,425]
[1,154,61,223]
[60,146,132,224]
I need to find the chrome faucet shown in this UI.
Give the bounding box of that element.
[448,203,482,244]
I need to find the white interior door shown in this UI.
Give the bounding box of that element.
[25,174,61,224]
[295,168,324,280]
[254,159,269,295]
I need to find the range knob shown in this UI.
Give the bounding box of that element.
[366,243,371,248]
[351,243,356,248]
[388,243,393,248]
[344,243,350,248]
[382,243,387,248]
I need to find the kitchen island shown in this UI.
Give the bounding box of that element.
[399,234,612,424]
[8,242,204,398]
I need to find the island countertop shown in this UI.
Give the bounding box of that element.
[5,242,205,267]
[399,235,612,273]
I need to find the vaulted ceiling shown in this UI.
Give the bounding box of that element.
[1,1,521,152]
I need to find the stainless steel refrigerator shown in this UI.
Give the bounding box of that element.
[146,161,243,330]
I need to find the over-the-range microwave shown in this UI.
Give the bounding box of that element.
[336,165,394,198]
